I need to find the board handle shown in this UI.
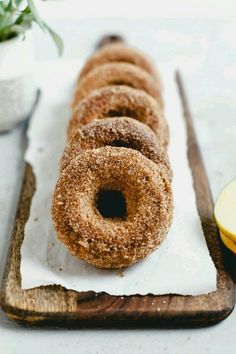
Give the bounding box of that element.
[96,34,125,49]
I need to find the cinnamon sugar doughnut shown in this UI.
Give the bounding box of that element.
[62,117,172,180]
[69,86,168,146]
[79,42,162,87]
[72,63,163,109]
[52,147,173,269]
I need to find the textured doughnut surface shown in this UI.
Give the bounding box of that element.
[62,117,172,180]
[79,42,162,87]
[69,86,168,146]
[72,62,163,109]
[52,147,173,269]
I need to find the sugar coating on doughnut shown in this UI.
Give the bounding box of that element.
[52,147,173,269]
[62,117,172,180]
[69,86,168,146]
[79,42,162,88]
[72,62,163,110]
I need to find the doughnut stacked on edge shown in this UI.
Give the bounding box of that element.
[52,39,173,269]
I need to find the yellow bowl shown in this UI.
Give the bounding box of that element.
[220,231,236,254]
[214,179,236,243]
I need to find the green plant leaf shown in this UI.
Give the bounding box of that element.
[1,23,29,38]
[26,0,64,55]
[6,0,14,11]
[13,0,23,6]
[43,22,64,56]
[15,6,33,25]
[27,0,45,31]
[0,0,63,55]
[0,12,14,32]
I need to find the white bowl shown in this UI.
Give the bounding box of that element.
[0,31,36,132]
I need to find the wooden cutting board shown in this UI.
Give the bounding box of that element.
[0,72,235,327]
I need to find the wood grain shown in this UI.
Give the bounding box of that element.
[0,72,234,328]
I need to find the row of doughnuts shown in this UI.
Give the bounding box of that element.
[52,38,173,269]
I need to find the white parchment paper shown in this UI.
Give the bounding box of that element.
[20,60,217,295]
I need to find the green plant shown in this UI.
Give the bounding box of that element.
[0,0,63,55]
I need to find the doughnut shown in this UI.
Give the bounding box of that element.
[62,117,172,180]
[72,62,163,109]
[79,42,162,87]
[69,86,168,146]
[52,147,173,269]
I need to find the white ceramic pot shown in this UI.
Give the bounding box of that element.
[0,31,36,132]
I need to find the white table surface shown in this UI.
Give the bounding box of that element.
[0,18,235,354]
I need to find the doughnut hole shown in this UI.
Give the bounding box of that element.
[109,140,131,148]
[96,189,127,219]
[106,108,138,118]
[94,175,140,222]
[109,81,135,88]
